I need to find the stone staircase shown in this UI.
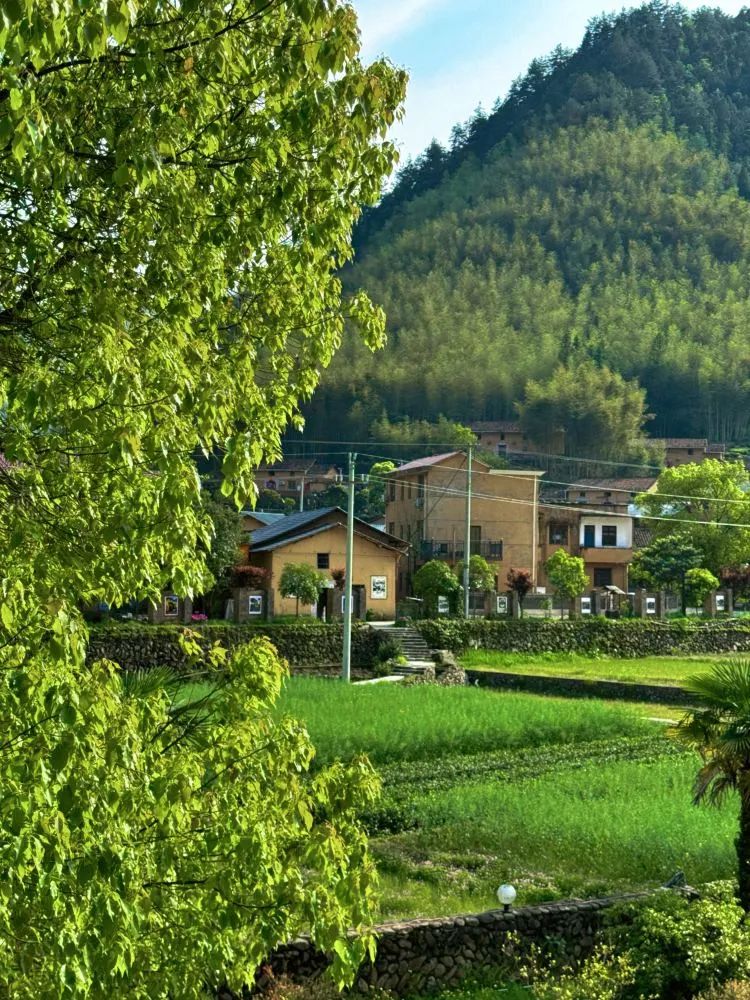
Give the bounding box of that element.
[371,622,435,675]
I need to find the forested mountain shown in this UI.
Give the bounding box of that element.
[301,3,750,445]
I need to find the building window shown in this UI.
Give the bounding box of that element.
[437,541,450,555]
[417,474,425,499]
[388,482,396,502]
[470,525,482,545]
[488,540,503,559]
[388,522,395,535]
[400,481,405,500]
[601,525,618,547]
[688,449,694,455]
[287,479,297,491]
[500,433,505,441]
[317,553,330,570]
[594,568,613,587]
[549,523,568,545]
[583,524,595,547]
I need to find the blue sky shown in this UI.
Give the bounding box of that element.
[353,0,748,163]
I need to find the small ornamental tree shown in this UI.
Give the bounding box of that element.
[455,555,495,592]
[544,549,589,618]
[507,567,534,617]
[279,563,329,617]
[724,566,750,601]
[685,567,720,610]
[413,560,462,617]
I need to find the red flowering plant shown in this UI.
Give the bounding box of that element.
[232,565,271,588]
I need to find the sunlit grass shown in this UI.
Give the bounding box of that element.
[374,755,734,919]
[276,677,651,767]
[459,650,733,687]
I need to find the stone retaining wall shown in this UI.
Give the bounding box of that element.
[86,623,378,672]
[261,893,653,996]
[466,668,695,705]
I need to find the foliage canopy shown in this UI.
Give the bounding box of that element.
[0,0,405,994]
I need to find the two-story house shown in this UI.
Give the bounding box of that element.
[539,502,634,592]
[385,451,543,597]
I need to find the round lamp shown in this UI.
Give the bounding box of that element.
[497,884,517,912]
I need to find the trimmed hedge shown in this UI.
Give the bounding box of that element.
[86,621,379,671]
[416,617,750,657]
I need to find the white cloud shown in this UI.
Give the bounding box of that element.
[355,0,449,58]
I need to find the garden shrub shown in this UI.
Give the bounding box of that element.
[416,618,750,658]
[606,884,750,999]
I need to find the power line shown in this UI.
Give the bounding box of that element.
[364,472,750,532]
[356,452,750,510]
[281,438,669,472]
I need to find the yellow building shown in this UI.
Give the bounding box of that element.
[248,507,407,619]
[385,451,542,597]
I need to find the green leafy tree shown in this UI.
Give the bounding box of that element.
[455,554,495,592]
[518,361,652,461]
[201,491,244,583]
[674,660,750,911]
[544,549,589,618]
[257,488,296,513]
[507,567,533,617]
[279,563,329,617]
[0,1,405,994]
[633,534,705,614]
[637,461,750,576]
[368,414,476,460]
[685,567,720,610]
[412,560,461,616]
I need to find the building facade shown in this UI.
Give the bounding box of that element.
[469,420,564,459]
[254,458,338,503]
[651,438,726,467]
[385,451,542,596]
[538,506,633,592]
[248,507,407,619]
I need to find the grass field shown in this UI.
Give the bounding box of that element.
[179,671,735,923]
[373,754,733,918]
[276,677,651,767]
[459,650,734,687]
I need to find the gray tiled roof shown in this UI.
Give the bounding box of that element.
[249,507,339,547]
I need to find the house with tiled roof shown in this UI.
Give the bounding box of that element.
[469,420,564,459]
[248,507,407,619]
[384,451,543,599]
[564,477,658,513]
[651,438,726,467]
[254,457,338,503]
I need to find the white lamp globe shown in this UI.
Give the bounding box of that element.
[497,884,517,908]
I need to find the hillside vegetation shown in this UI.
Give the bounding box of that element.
[303,4,750,445]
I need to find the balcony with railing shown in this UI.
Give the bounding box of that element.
[420,539,503,562]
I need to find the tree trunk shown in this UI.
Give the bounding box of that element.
[295,596,299,618]
[738,793,750,911]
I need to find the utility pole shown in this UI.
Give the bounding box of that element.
[342,451,357,682]
[463,444,472,618]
